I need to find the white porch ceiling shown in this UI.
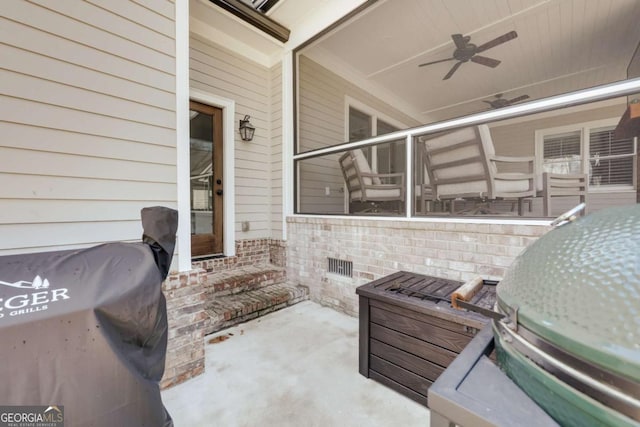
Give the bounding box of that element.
[302,0,640,123]
[190,0,368,67]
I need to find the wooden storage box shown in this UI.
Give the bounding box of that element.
[356,271,496,407]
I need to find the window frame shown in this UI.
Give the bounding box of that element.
[535,117,637,193]
[344,96,406,174]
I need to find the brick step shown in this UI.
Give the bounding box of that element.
[203,264,287,296]
[204,282,309,335]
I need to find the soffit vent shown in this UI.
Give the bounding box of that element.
[328,257,353,278]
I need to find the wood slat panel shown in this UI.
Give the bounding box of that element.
[370,306,471,353]
[370,323,457,368]
[370,355,432,397]
[359,296,370,376]
[358,271,492,330]
[371,339,444,382]
[368,371,429,407]
[370,299,476,337]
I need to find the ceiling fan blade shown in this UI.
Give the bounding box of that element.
[476,30,518,53]
[418,57,455,67]
[482,100,494,105]
[471,55,501,68]
[451,34,468,50]
[443,61,463,80]
[508,95,530,103]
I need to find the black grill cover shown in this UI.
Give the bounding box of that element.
[0,207,177,426]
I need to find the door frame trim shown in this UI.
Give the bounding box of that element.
[190,89,236,257]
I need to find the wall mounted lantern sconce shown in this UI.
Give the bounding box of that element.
[239,115,255,141]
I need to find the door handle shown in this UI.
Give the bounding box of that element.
[216,189,223,196]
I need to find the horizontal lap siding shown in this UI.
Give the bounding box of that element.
[297,56,420,214]
[0,1,176,255]
[189,34,273,240]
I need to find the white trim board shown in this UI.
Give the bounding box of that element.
[176,0,191,271]
[282,50,295,240]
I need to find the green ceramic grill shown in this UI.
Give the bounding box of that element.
[493,205,640,427]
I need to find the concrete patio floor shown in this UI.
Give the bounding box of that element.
[162,300,430,426]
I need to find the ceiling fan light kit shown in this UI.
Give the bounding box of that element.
[483,93,530,109]
[419,31,518,80]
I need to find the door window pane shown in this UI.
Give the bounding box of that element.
[190,111,214,235]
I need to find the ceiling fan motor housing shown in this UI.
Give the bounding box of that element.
[454,44,477,62]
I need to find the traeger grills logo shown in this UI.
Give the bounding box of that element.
[0,276,70,319]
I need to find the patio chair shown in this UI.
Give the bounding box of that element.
[415,164,448,214]
[339,149,405,213]
[538,172,588,217]
[420,125,536,215]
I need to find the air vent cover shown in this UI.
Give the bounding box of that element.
[328,257,353,277]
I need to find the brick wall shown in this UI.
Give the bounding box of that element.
[161,269,207,389]
[286,217,549,316]
[193,238,285,272]
[161,238,286,388]
[269,239,287,267]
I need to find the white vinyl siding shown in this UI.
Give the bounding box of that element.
[0,0,177,256]
[189,34,275,240]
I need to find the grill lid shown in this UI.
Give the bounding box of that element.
[496,205,640,383]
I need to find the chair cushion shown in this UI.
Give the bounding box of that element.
[352,149,382,185]
[438,181,488,198]
[352,188,401,200]
[495,178,532,194]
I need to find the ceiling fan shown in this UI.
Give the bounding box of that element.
[419,31,518,80]
[483,93,530,109]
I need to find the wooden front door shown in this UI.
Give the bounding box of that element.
[190,100,223,257]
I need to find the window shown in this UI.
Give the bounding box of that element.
[537,119,637,191]
[347,104,404,174]
[589,127,636,187]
